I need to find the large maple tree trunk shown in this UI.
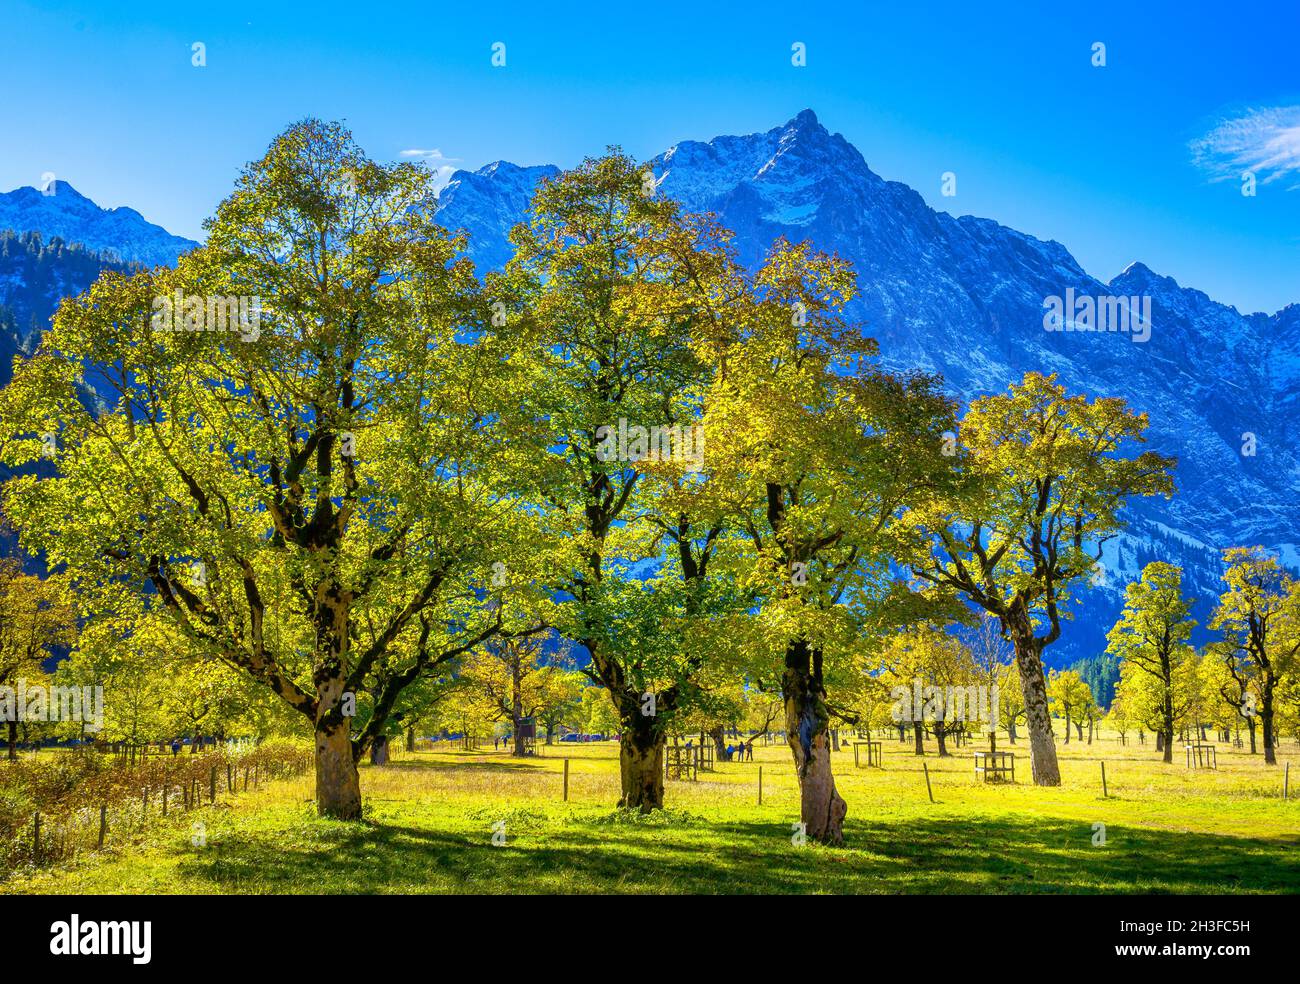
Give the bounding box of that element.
[6,720,15,761]
[710,726,726,760]
[316,712,362,817]
[511,661,527,757]
[369,734,390,766]
[1259,674,1277,764]
[934,720,949,757]
[783,639,847,844]
[1161,687,1175,763]
[618,708,665,812]
[1010,631,1061,786]
[313,587,362,819]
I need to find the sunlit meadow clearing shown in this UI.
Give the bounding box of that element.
[5,732,1298,895]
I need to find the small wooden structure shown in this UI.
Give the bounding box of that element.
[517,719,540,757]
[664,744,698,781]
[973,750,1015,783]
[852,740,882,768]
[1185,743,1217,770]
[694,742,715,772]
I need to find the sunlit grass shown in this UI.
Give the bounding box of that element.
[5,731,1298,894]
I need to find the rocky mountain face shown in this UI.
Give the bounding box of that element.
[436,162,560,272]
[436,110,1300,664]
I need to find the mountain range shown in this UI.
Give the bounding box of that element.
[0,181,198,268]
[435,110,1300,664]
[2,110,1296,666]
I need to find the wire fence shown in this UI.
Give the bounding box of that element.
[0,740,312,872]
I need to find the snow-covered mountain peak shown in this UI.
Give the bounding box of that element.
[0,181,198,267]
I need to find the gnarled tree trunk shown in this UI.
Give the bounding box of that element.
[316,714,361,818]
[783,639,847,844]
[934,720,950,757]
[313,585,362,819]
[369,734,390,765]
[618,709,665,812]
[709,726,726,760]
[1009,627,1061,786]
[1261,677,1277,765]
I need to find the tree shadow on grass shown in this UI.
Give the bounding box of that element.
[172,811,1300,895]
[840,815,1299,894]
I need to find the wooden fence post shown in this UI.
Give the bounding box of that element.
[33,812,40,859]
[562,758,570,802]
[1101,761,1108,798]
[97,805,107,849]
[923,762,934,804]
[209,766,217,803]
[758,765,763,805]
[1285,762,1290,800]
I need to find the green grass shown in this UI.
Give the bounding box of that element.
[5,734,1299,894]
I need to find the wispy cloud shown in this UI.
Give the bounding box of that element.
[399,148,460,191]
[1190,106,1300,190]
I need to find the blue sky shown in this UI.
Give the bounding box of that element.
[2,0,1298,313]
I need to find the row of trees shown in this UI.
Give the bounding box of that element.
[840,551,1300,759]
[0,120,1191,843]
[1106,552,1300,763]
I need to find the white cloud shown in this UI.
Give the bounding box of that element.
[1191,106,1300,189]
[399,148,460,191]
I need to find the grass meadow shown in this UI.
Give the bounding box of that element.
[4,732,1297,895]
